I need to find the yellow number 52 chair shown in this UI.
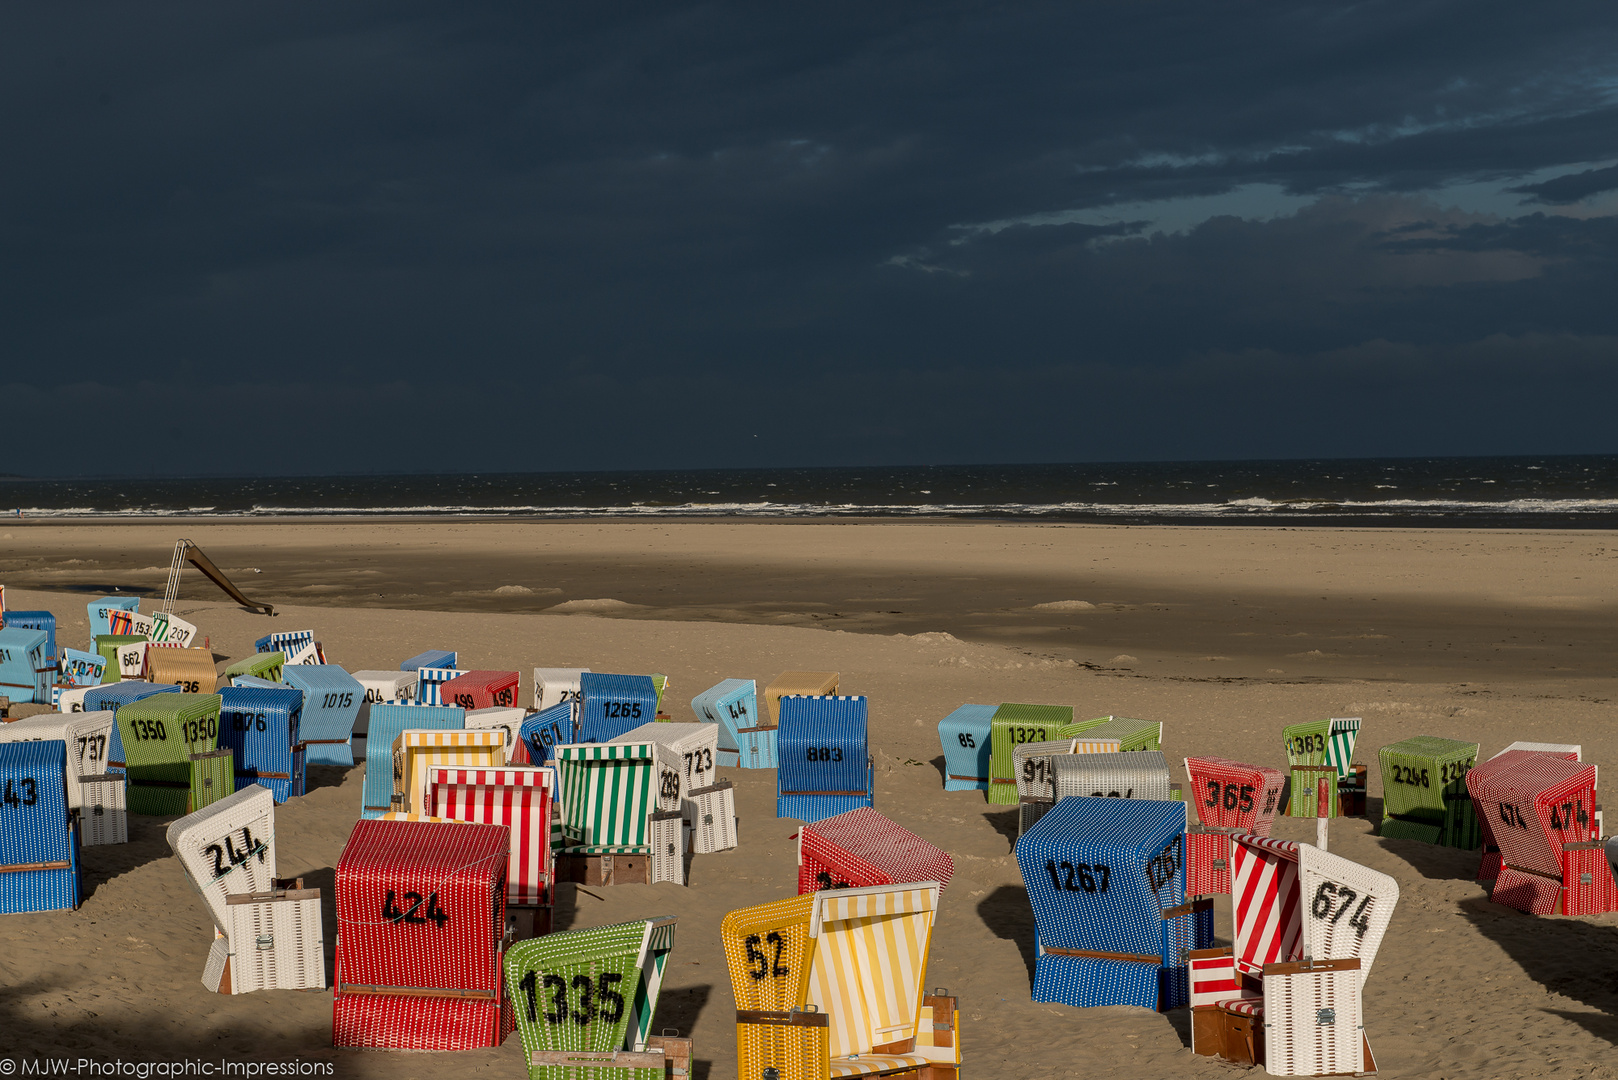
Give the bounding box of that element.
[722,882,959,1080]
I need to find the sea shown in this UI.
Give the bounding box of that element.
[3,455,1617,528]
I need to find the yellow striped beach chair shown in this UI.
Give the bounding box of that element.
[389,729,505,814]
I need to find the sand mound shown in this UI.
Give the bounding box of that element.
[548,597,642,613]
[1031,599,1095,611]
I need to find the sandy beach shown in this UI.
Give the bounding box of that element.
[2,519,1616,1079]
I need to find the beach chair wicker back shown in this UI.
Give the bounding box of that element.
[0,710,116,811]
[1468,754,1596,892]
[1295,845,1398,985]
[1013,739,1078,803]
[578,673,659,744]
[1282,719,1330,767]
[776,695,873,823]
[0,626,51,705]
[1379,735,1478,820]
[691,678,758,769]
[166,784,278,933]
[1471,748,1579,882]
[94,634,147,683]
[1494,741,1581,760]
[84,681,179,773]
[1053,750,1173,802]
[797,806,954,895]
[430,766,554,907]
[187,749,236,812]
[937,703,995,792]
[1074,716,1162,753]
[555,742,661,849]
[762,671,839,728]
[463,706,530,762]
[1262,958,1368,1077]
[505,917,677,1079]
[223,652,284,685]
[116,693,223,814]
[333,817,511,1050]
[144,647,217,694]
[0,740,80,914]
[988,703,1074,806]
[360,703,465,819]
[533,667,589,712]
[1186,826,1235,896]
[1055,715,1116,739]
[87,596,139,643]
[1184,756,1286,834]
[393,729,506,814]
[400,649,457,672]
[684,778,738,854]
[615,722,719,808]
[256,627,314,657]
[1231,835,1303,977]
[414,666,461,706]
[352,669,415,706]
[440,670,520,711]
[59,647,107,688]
[520,701,575,765]
[218,686,304,803]
[2,610,56,671]
[282,666,364,767]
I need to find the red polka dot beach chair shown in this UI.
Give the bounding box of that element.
[796,807,954,895]
[1469,743,1581,884]
[722,881,958,1080]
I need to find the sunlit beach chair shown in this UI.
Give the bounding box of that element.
[217,685,305,802]
[351,669,416,706]
[333,817,513,1050]
[414,665,462,706]
[86,595,139,642]
[283,665,365,766]
[400,648,457,672]
[115,692,223,814]
[144,646,218,694]
[693,677,760,769]
[987,703,1074,806]
[555,740,684,885]
[440,669,521,711]
[360,703,465,819]
[254,629,320,666]
[1378,736,1480,848]
[465,705,531,763]
[797,807,954,895]
[617,721,721,810]
[0,741,81,914]
[223,651,285,685]
[1011,738,1078,839]
[722,881,959,1080]
[936,703,995,793]
[187,748,236,812]
[429,765,554,937]
[1014,796,1205,1011]
[0,625,52,704]
[1471,744,1581,883]
[521,701,575,765]
[763,670,840,727]
[84,680,178,773]
[392,728,505,814]
[1184,756,1286,835]
[776,695,874,823]
[1467,752,1601,914]
[578,673,660,743]
[1070,716,1161,752]
[685,776,739,854]
[3,609,57,671]
[93,633,146,683]
[59,646,107,687]
[0,710,122,843]
[1054,749,1173,802]
[505,916,678,1080]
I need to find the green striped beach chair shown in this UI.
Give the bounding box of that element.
[555,742,683,884]
[1072,716,1162,753]
[1284,717,1361,777]
[506,917,678,1080]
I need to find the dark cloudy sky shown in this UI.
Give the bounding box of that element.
[5,2,1617,476]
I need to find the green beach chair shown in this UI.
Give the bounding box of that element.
[117,693,223,814]
[94,634,147,683]
[224,651,285,685]
[1378,735,1480,849]
[1071,716,1162,753]
[187,748,235,813]
[1284,717,1361,776]
[988,703,1074,805]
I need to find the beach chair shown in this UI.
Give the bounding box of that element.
[360,703,465,819]
[1471,744,1581,883]
[1220,835,1398,1074]
[148,611,199,649]
[106,608,154,640]
[464,706,531,763]
[144,646,218,694]
[554,740,682,885]
[1467,753,1600,914]
[115,692,223,814]
[684,777,739,854]
[987,704,1074,805]
[505,917,678,1080]
[217,685,305,803]
[1287,766,1339,820]
[400,648,457,672]
[59,647,107,688]
[0,711,125,846]
[618,721,720,809]
[692,678,759,769]
[533,667,589,712]
[762,670,840,726]
[168,786,279,925]
[282,666,365,766]
[577,673,660,744]
[1079,717,1162,753]
[776,695,874,823]
[0,626,52,704]
[1011,738,1078,839]
[722,881,959,1080]
[0,741,81,914]
[520,701,575,765]
[1378,736,1480,849]
[52,684,94,713]
[254,630,319,668]
[351,669,416,706]
[1053,749,1173,802]
[1015,796,1205,1011]
[87,596,140,643]
[224,652,285,685]
[2,610,56,671]
[333,817,512,1050]
[392,729,506,814]
[414,665,462,706]
[1184,756,1287,835]
[936,704,995,793]
[93,634,147,683]
[797,807,954,895]
[429,765,554,935]
[84,680,179,774]
[440,670,521,711]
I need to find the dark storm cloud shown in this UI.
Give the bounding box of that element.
[1,1,1616,474]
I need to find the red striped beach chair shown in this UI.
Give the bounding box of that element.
[429,765,554,936]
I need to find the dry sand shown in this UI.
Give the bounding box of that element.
[1,520,1616,1079]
